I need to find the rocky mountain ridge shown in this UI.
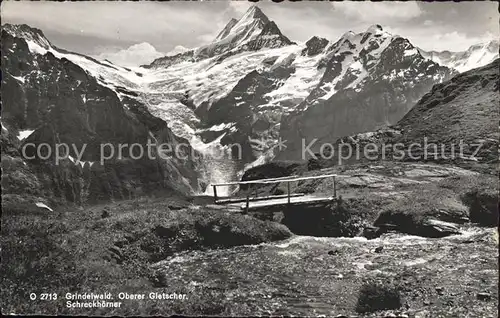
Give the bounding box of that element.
[273,24,456,160]
[300,58,499,171]
[419,40,499,73]
[1,24,203,208]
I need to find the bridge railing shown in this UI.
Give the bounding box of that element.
[210,173,337,209]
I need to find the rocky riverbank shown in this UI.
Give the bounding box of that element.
[152,226,498,317]
[240,161,498,239]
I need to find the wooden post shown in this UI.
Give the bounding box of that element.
[213,185,218,203]
[287,181,291,204]
[245,192,250,214]
[333,176,337,198]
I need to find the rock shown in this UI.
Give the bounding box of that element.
[167,204,184,211]
[281,202,361,237]
[476,292,491,301]
[114,239,129,248]
[101,209,110,218]
[421,219,461,238]
[462,189,499,227]
[302,36,329,56]
[1,25,202,206]
[150,271,168,287]
[361,225,383,239]
[108,246,124,264]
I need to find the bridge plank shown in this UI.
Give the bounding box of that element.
[215,193,305,204]
[236,195,335,211]
[211,175,299,186]
[211,173,337,186]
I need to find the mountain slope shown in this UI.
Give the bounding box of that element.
[393,58,499,163]
[277,25,455,160]
[302,59,499,170]
[1,24,202,207]
[419,40,499,73]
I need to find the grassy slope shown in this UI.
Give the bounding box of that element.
[0,196,291,315]
[394,59,499,164]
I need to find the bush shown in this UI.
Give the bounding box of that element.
[355,280,402,313]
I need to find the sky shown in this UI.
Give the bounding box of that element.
[2,0,498,66]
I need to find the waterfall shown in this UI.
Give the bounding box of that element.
[190,133,241,197]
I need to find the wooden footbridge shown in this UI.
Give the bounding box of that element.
[210,174,338,212]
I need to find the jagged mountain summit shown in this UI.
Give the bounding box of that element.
[145,6,294,69]
[419,40,499,73]
[276,21,457,156]
[309,58,499,169]
[197,6,294,58]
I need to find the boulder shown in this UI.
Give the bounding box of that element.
[419,219,461,238]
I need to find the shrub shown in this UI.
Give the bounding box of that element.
[355,279,402,313]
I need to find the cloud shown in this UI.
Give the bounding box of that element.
[384,25,497,51]
[95,42,164,66]
[228,1,253,15]
[425,31,498,51]
[166,45,189,56]
[333,2,423,22]
[1,1,224,52]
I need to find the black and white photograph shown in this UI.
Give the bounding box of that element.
[1,0,499,316]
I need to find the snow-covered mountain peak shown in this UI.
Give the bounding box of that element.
[209,5,271,45]
[340,31,355,40]
[236,5,270,28]
[325,25,396,59]
[2,23,53,53]
[193,6,292,59]
[419,39,499,73]
[215,18,239,42]
[366,24,384,35]
[146,6,293,69]
[483,39,499,53]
